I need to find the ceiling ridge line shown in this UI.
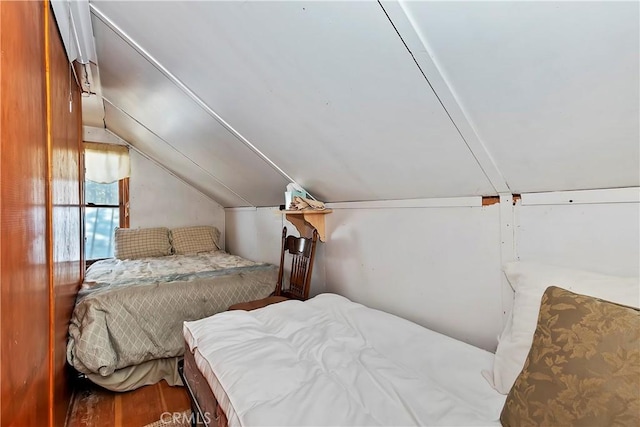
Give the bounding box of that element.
[89,4,305,195]
[102,97,256,208]
[378,1,510,195]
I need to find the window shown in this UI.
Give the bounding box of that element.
[85,178,129,260]
[84,142,130,260]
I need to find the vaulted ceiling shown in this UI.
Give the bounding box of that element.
[72,1,640,207]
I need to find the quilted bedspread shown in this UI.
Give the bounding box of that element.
[67,252,277,377]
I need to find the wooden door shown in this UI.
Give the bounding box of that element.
[0,1,51,425]
[1,2,83,426]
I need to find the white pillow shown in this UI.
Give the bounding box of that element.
[489,261,639,394]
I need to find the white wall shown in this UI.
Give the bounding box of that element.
[225,208,282,265]
[129,150,226,247]
[225,207,327,296]
[226,198,504,351]
[515,192,640,277]
[323,202,503,351]
[225,189,639,353]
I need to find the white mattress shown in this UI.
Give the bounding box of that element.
[184,294,506,427]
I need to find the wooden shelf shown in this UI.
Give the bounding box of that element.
[283,209,332,242]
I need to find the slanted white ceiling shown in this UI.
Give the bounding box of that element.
[401,0,639,193]
[85,0,639,207]
[103,103,252,207]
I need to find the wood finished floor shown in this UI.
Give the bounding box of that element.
[67,379,191,427]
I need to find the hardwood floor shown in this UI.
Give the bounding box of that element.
[67,379,191,427]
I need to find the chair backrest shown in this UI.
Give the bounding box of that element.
[274,226,318,301]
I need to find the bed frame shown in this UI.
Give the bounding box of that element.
[178,345,228,427]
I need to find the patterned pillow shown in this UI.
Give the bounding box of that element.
[501,286,640,427]
[491,262,639,394]
[171,226,220,255]
[114,227,172,260]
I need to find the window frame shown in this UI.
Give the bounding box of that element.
[85,177,129,265]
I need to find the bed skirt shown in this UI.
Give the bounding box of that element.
[85,357,183,392]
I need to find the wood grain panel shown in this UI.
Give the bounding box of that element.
[0,1,50,426]
[1,2,83,425]
[47,7,83,427]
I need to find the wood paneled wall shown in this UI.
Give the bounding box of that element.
[47,6,84,427]
[0,2,83,426]
[0,1,50,425]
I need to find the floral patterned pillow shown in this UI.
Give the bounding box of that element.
[501,286,640,427]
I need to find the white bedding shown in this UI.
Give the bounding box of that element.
[184,294,506,427]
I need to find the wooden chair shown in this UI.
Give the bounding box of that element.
[228,226,318,311]
[274,226,318,300]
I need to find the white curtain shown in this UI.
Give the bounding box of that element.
[84,142,130,183]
